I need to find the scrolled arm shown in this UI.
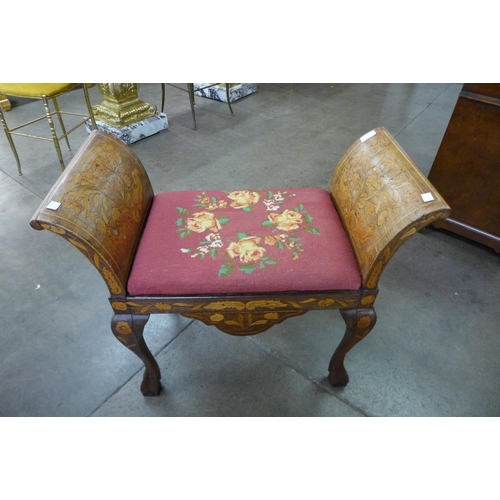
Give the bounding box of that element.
[329,127,451,289]
[30,131,154,296]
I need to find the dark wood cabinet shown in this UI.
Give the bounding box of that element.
[429,83,500,253]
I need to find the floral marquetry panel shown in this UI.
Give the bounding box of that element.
[329,127,451,288]
[30,131,154,295]
[181,310,307,335]
[109,291,370,315]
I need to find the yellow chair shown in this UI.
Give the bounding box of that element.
[161,83,233,130]
[0,83,97,175]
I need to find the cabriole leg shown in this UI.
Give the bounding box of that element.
[328,307,377,387]
[111,314,162,396]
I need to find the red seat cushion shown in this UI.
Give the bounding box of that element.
[127,188,361,295]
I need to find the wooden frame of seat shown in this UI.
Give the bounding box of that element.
[30,128,450,397]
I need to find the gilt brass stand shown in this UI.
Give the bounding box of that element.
[86,84,168,144]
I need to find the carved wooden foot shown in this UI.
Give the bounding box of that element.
[111,314,162,396]
[328,307,377,387]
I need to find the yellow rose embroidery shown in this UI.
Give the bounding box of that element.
[207,200,227,210]
[268,209,303,231]
[227,190,260,209]
[226,236,266,263]
[194,193,228,210]
[185,211,222,233]
[179,190,319,278]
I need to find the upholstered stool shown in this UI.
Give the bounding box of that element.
[0,83,96,175]
[30,128,450,397]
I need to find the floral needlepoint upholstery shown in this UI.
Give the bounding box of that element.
[127,188,362,295]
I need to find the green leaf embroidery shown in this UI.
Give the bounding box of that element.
[261,220,274,227]
[304,226,320,234]
[218,217,230,225]
[218,262,234,277]
[176,218,184,226]
[261,258,278,268]
[177,229,192,238]
[176,207,189,214]
[237,232,249,240]
[239,264,256,274]
[242,206,253,212]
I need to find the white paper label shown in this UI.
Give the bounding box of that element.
[360,130,376,142]
[421,192,434,202]
[47,201,61,210]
